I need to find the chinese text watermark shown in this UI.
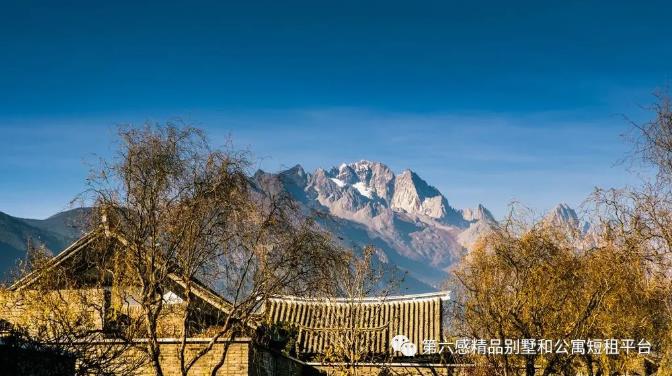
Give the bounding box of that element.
[419,338,652,356]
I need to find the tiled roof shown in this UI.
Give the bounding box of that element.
[266,292,448,356]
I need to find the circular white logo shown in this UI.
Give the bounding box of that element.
[391,335,408,352]
[391,334,417,356]
[400,341,417,357]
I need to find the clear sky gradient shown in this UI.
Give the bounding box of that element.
[1,1,670,219]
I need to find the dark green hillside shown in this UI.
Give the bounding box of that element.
[0,209,89,280]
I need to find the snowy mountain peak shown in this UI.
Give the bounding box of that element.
[336,163,358,185]
[312,162,472,225]
[277,160,486,228]
[252,160,498,289]
[322,161,396,202]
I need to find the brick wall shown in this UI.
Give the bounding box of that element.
[0,288,105,337]
[310,363,464,376]
[131,340,251,376]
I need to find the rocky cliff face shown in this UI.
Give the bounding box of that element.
[460,204,496,223]
[391,170,453,220]
[253,160,498,290]
[543,203,592,234]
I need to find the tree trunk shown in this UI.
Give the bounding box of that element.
[145,306,164,376]
[584,354,594,376]
[209,329,238,376]
[147,339,164,376]
[179,285,193,376]
[525,356,536,376]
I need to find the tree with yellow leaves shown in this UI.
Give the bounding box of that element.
[449,209,666,375]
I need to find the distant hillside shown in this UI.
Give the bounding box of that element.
[0,208,89,280]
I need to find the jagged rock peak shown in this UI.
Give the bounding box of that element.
[395,170,442,199]
[309,168,338,193]
[334,163,357,185]
[461,204,495,223]
[275,160,479,226]
[390,169,450,220]
[546,203,579,226]
[355,160,396,201]
[278,164,308,187]
[543,203,593,234]
[286,164,306,176]
[320,160,396,201]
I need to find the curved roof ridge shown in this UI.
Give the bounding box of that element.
[10,229,101,291]
[270,290,450,303]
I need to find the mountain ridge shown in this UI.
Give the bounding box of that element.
[0,208,89,279]
[253,160,500,289]
[0,160,587,292]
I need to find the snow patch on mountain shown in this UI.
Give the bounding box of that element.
[330,178,346,188]
[353,182,374,198]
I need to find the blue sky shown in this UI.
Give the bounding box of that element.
[0,1,670,219]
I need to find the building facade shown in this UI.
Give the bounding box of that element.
[0,231,452,375]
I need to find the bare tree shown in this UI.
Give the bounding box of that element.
[0,239,146,375]
[590,90,672,371]
[310,246,403,375]
[85,124,347,376]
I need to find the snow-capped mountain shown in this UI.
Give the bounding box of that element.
[253,160,497,290]
[307,161,469,225]
[0,161,590,293]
